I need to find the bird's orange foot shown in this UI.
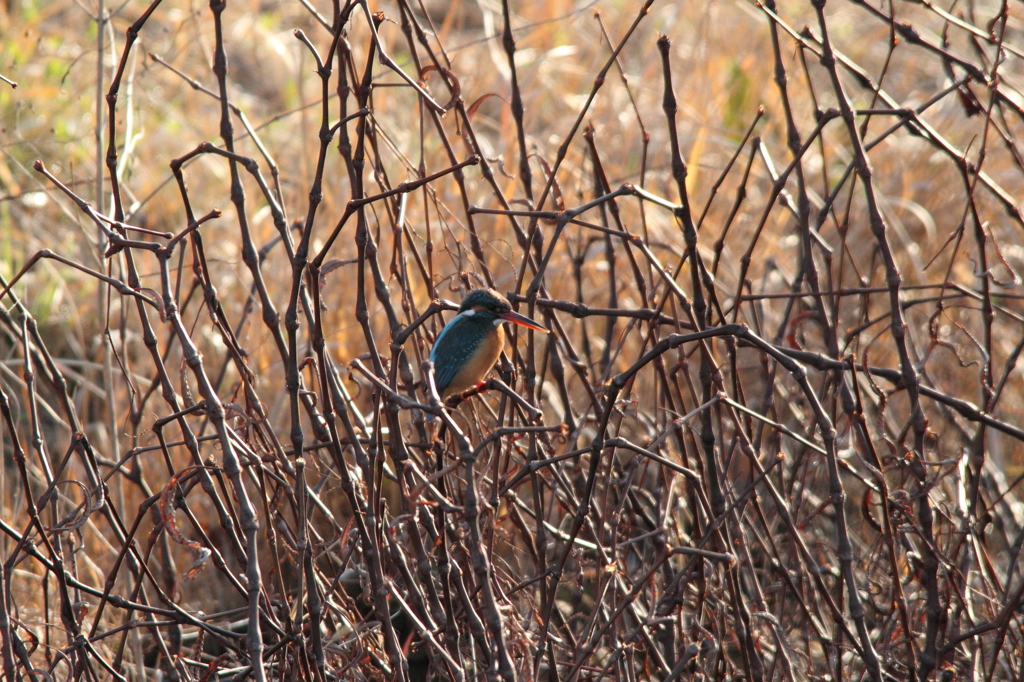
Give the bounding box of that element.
[457,381,489,400]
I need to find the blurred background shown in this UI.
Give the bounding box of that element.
[2,0,1024,679]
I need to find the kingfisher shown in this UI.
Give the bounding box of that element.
[429,288,548,399]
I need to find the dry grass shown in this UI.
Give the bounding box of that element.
[2,0,1024,680]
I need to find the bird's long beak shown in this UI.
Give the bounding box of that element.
[500,310,549,333]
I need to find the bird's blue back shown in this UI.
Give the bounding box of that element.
[430,312,492,393]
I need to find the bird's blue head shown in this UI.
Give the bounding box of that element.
[457,289,548,332]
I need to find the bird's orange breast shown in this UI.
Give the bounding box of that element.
[442,323,505,397]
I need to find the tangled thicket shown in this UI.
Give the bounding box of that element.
[2,0,1024,680]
